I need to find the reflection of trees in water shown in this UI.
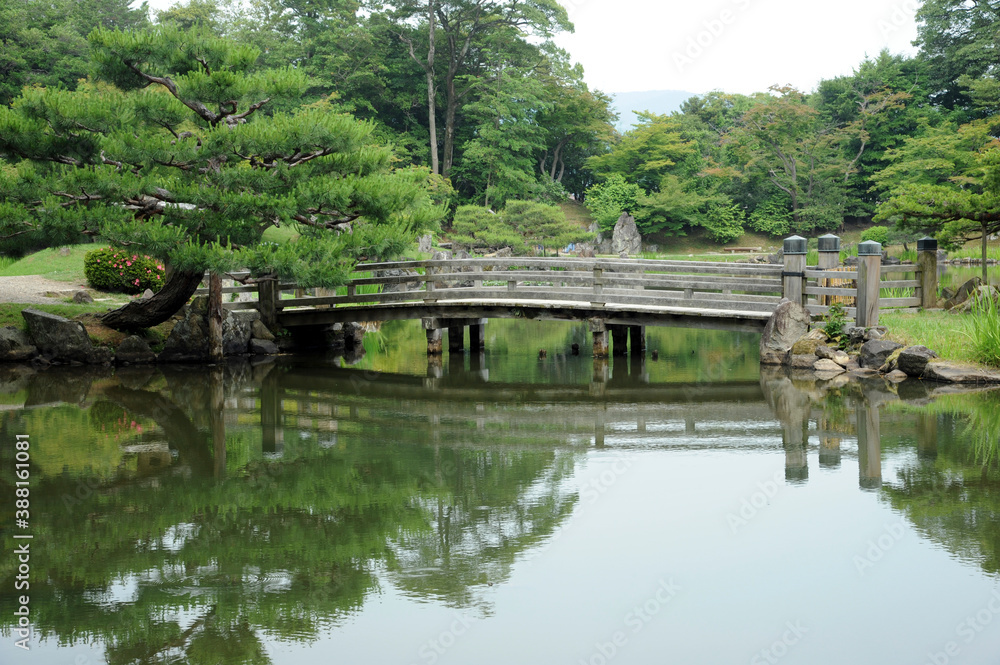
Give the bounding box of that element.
[881,392,1000,575]
[0,361,580,662]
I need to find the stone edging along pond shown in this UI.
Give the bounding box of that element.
[760,299,1000,385]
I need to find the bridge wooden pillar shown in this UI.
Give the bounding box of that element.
[425,327,443,355]
[782,236,808,307]
[629,325,645,355]
[917,236,939,309]
[469,323,485,351]
[448,324,464,353]
[590,318,608,358]
[611,325,629,357]
[258,279,279,332]
[856,241,883,328]
[857,398,882,490]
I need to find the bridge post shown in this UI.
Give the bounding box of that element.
[817,234,841,307]
[469,323,485,351]
[589,318,608,358]
[448,324,464,353]
[423,318,444,355]
[917,236,939,309]
[258,279,279,331]
[856,240,883,327]
[857,398,882,490]
[611,325,629,357]
[782,236,808,307]
[629,326,646,356]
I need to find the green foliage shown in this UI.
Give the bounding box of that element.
[748,195,793,237]
[823,303,850,349]
[503,200,593,253]
[965,290,1000,368]
[450,206,521,252]
[84,247,166,294]
[585,174,642,232]
[700,203,746,244]
[861,226,890,246]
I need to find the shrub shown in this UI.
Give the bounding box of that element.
[748,195,793,237]
[702,203,746,244]
[861,225,890,246]
[450,206,523,252]
[503,200,594,253]
[965,289,1000,368]
[585,174,642,232]
[84,247,166,294]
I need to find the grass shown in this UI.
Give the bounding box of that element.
[947,243,1000,262]
[559,200,595,229]
[0,302,118,330]
[880,309,980,365]
[964,293,1000,368]
[0,244,104,282]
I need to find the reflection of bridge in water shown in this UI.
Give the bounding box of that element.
[238,358,932,492]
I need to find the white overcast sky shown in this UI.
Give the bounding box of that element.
[141,0,921,96]
[555,0,921,95]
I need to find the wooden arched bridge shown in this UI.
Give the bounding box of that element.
[206,236,938,357]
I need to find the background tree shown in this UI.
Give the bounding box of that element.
[0,26,443,330]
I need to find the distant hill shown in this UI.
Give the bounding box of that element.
[611,90,697,133]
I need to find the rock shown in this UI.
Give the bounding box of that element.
[115,335,156,364]
[814,358,846,374]
[844,255,859,266]
[832,352,851,367]
[883,254,902,265]
[943,277,983,310]
[897,345,940,377]
[59,247,71,256]
[845,327,867,345]
[790,354,819,369]
[759,299,811,365]
[578,246,596,258]
[859,339,903,368]
[879,347,904,373]
[0,327,38,362]
[251,319,275,342]
[72,290,94,304]
[611,213,642,257]
[816,345,838,360]
[21,308,107,364]
[376,268,421,293]
[484,247,513,259]
[141,289,155,300]
[886,370,909,383]
[951,285,999,313]
[791,329,830,356]
[249,338,279,355]
[158,302,209,362]
[418,233,433,254]
[432,250,452,261]
[223,311,255,355]
[921,360,1000,384]
[864,327,888,341]
[766,253,782,265]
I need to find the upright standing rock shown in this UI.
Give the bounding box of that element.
[611,213,642,257]
[759,299,810,365]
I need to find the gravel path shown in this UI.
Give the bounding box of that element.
[0,275,91,305]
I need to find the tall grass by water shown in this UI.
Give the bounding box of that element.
[964,292,1000,368]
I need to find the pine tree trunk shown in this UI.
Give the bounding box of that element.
[101,269,205,331]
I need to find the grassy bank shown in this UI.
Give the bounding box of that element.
[880,308,1000,368]
[0,302,116,330]
[0,244,103,282]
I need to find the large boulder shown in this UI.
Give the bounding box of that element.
[158,298,210,362]
[0,327,37,362]
[859,339,903,369]
[223,310,257,356]
[611,213,642,257]
[759,299,810,365]
[943,277,983,310]
[897,345,939,377]
[417,233,433,254]
[921,361,1000,384]
[21,308,110,364]
[115,335,156,365]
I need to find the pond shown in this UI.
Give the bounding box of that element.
[1,319,999,665]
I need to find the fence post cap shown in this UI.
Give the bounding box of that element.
[917,236,939,252]
[857,240,883,256]
[817,234,841,252]
[783,236,808,255]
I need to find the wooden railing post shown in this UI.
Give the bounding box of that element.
[782,236,807,306]
[856,240,883,327]
[258,278,278,331]
[817,234,840,306]
[917,236,939,309]
[591,264,605,307]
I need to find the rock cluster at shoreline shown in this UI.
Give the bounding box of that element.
[760,299,1000,385]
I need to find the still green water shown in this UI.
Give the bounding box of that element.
[1,319,999,665]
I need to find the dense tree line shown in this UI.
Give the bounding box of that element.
[2,0,1000,298]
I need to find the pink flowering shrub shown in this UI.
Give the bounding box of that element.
[83,247,166,295]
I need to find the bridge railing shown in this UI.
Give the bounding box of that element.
[266,256,786,315]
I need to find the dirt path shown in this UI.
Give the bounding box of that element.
[0,275,90,305]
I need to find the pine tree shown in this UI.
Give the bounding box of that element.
[0,25,443,331]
